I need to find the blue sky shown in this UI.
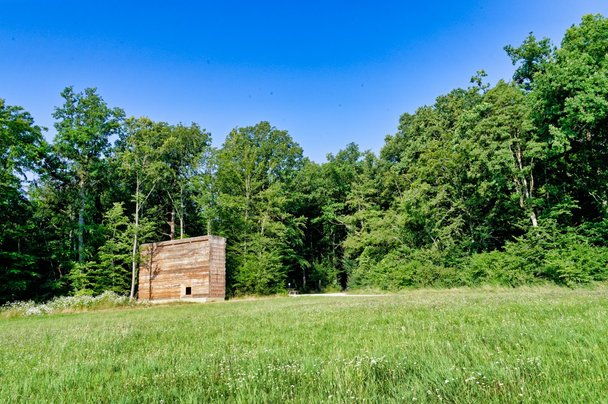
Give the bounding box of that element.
[2,1,608,162]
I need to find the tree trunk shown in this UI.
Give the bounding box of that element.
[530,211,538,228]
[78,177,85,263]
[165,191,178,240]
[111,227,116,289]
[244,174,250,256]
[180,185,184,239]
[130,178,140,298]
[512,142,538,228]
[179,212,184,239]
[169,209,176,240]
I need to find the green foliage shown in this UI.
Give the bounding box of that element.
[51,86,125,275]
[96,202,132,294]
[52,87,124,166]
[215,122,305,295]
[191,147,220,235]
[303,143,369,289]
[236,249,285,295]
[116,117,172,296]
[463,224,608,288]
[504,33,554,90]
[0,98,48,303]
[343,15,608,292]
[308,258,341,291]
[535,228,608,286]
[527,14,608,225]
[465,250,535,287]
[159,121,212,239]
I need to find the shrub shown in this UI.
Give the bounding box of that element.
[544,242,608,286]
[0,291,144,318]
[350,247,460,290]
[464,228,608,287]
[465,250,535,287]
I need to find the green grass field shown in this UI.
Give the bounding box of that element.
[1,287,608,403]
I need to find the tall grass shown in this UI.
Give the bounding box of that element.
[1,287,607,403]
[0,291,146,318]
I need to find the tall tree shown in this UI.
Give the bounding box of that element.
[0,98,47,302]
[96,202,131,294]
[160,123,212,240]
[507,14,608,226]
[215,122,304,294]
[191,147,220,236]
[456,80,543,233]
[504,33,554,91]
[116,117,168,297]
[52,87,124,275]
[316,143,367,288]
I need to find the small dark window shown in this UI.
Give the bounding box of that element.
[185,287,192,296]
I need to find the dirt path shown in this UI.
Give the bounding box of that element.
[291,292,385,297]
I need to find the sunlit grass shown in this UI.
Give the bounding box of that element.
[0,291,148,318]
[1,287,607,403]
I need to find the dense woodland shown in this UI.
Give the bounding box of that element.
[2,15,608,303]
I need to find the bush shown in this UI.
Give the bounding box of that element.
[0,291,144,318]
[465,250,535,287]
[347,223,608,291]
[349,247,462,290]
[544,242,608,286]
[463,227,608,287]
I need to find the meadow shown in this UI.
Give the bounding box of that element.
[1,287,607,403]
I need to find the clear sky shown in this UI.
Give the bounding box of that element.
[2,1,608,163]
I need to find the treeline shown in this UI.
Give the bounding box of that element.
[2,15,608,303]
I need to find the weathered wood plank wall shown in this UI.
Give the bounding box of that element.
[138,235,226,301]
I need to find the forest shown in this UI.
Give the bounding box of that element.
[2,14,608,303]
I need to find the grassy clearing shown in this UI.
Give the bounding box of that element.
[1,288,607,403]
